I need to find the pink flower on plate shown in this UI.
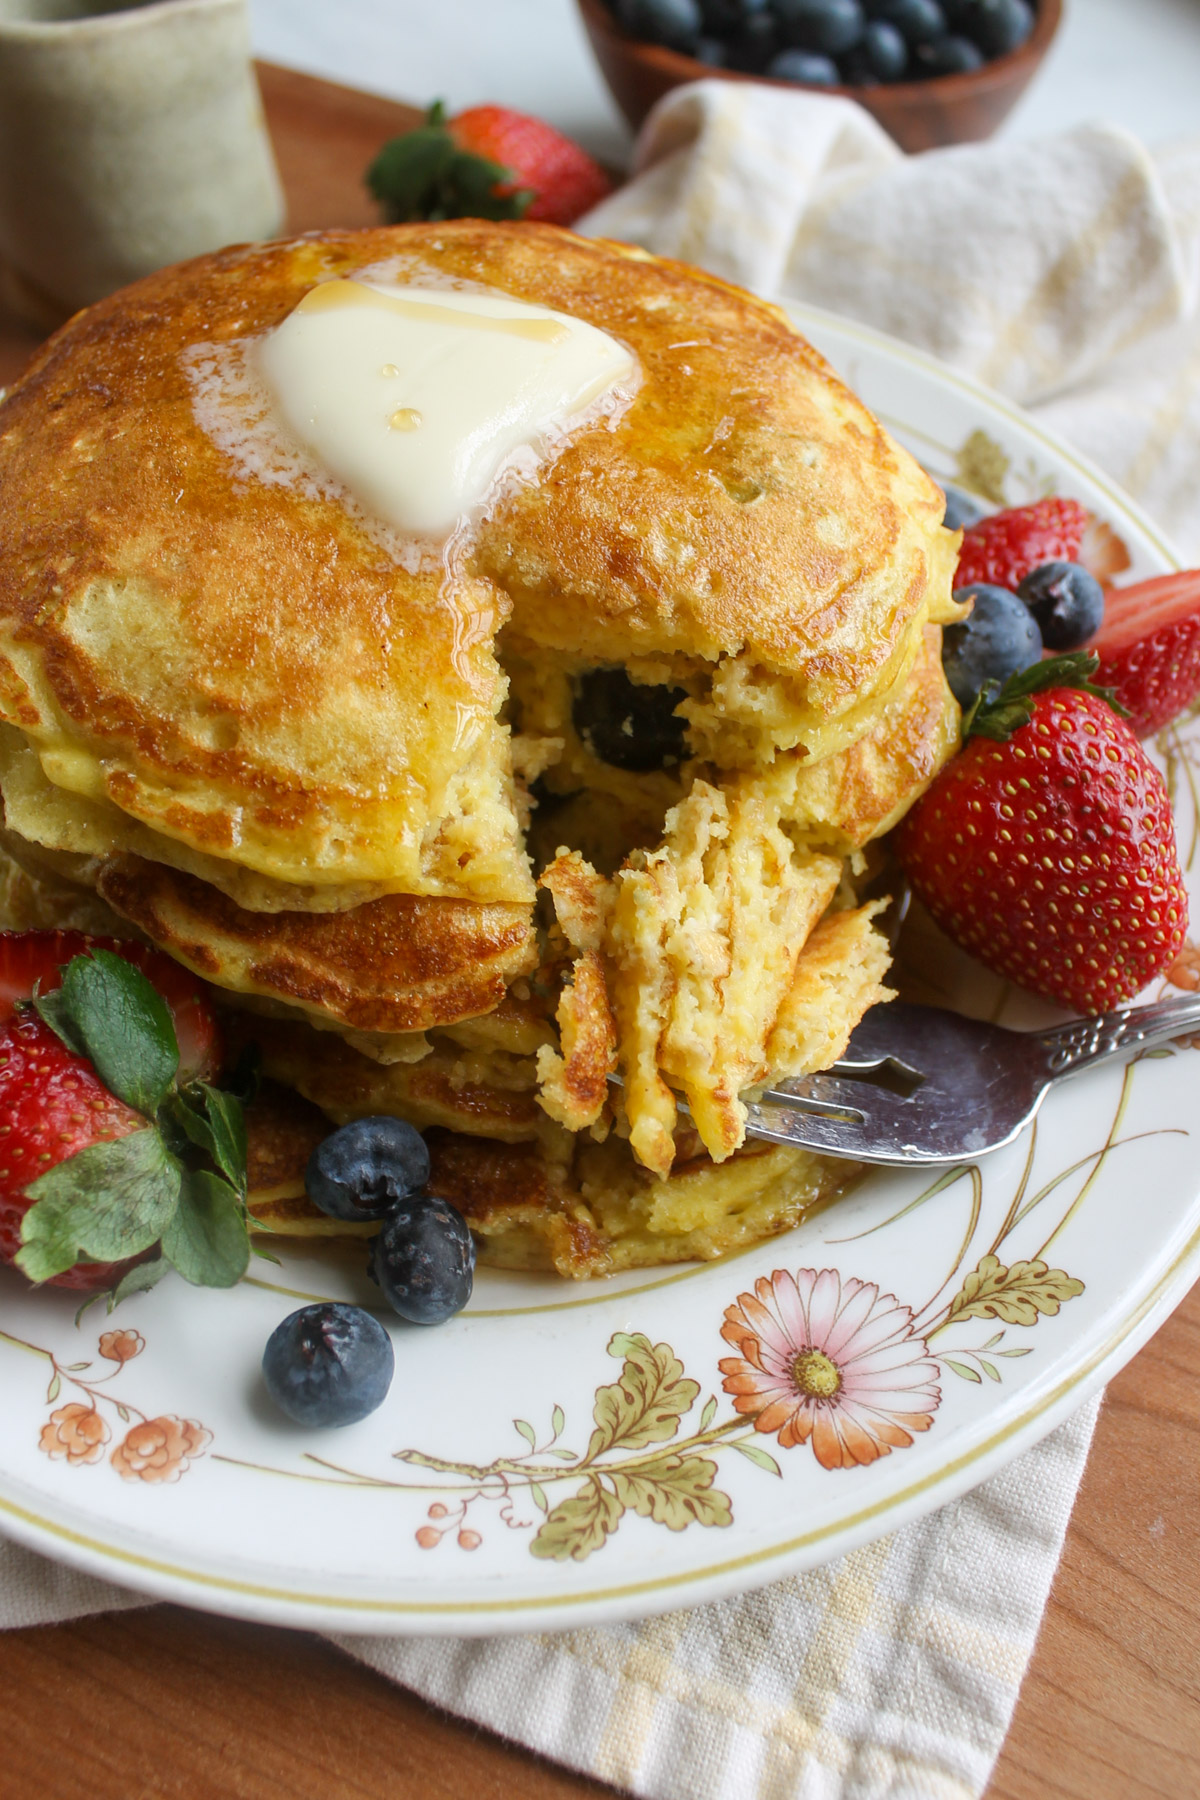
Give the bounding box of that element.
[719,1269,941,1471]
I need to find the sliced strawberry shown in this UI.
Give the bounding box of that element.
[956,498,1089,592]
[0,1011,146,1291]
[0,930,220,1083]
[1087,569,1200,738]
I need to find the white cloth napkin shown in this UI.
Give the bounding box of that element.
[6,79,1200,1800]
[583,81,1200,559]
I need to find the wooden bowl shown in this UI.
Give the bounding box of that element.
[577,0,1062,154]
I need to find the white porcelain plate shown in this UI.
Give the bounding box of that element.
[1,305,1196,1636]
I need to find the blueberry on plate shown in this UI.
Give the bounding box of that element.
[370,1194,476,1325]
[262,1303,394,1428]
[942,583,1043,706]
[951,0,1034,57]
[616,0,703,52]
[941,483,988,531]
[865,0,946,47]
[1016,560,1106,651]
[775,0,865,56]
[573,667,689,772]
[694,34,727,63]
[306,1115,431,1222]
[768,47,842,83]
[914,33,985,74]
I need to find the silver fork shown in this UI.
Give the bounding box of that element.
[668,995,1200,1166]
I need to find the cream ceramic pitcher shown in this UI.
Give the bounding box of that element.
[0,0,283,320]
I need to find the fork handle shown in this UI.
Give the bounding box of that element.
[1038,992,1200,1080]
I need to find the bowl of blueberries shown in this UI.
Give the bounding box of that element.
[578,0,1061,153]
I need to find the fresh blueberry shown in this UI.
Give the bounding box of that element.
[306,1115,431,1224]
[262,1303,394,1428]
[914,33,985,73]
[768,46,842,82]
[725,11,779,67]
[950,0,1034,56]
[864,0,946,46]
[573,667,689,771]
[942,584,1043,706]
[616,0,702,52]
[698,0,740,28]
[838,47,881,84]
[774,0,865,55]
[370,1194,476,1325]
[857,18,908,76]
[694,33,727,61]
[941,483,987,530]
[1016,561,1106,651]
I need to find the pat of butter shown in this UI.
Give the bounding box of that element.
[257,279,636,535]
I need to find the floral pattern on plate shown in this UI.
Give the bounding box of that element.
[2,1323,212,1485]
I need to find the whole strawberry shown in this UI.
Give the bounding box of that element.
[955,497,1088,591]
[1088,568,1200,739]
[0,1012,145,1292]
[0,934,252,1302]
[366,101,613,229]
[0,929,221,1080]
[894,659,1189,1012]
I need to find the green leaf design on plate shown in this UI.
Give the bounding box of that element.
[586,1332,700,1459]
[953,428,1009,507]
[162,1170,250,1289]
[610,1455,732,1532]
[944,1359,982,1383]
[17,1130,182,1282]
[945,1254,1085,1328]
[530,1476,625,1562]
[729,1438,782,1477]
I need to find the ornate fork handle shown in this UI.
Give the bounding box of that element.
[1037,993,1200,1078]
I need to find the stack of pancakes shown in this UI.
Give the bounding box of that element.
[0,222,961,1277]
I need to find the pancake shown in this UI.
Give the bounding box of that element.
[0,221,956,902]
[0,221,964,1258]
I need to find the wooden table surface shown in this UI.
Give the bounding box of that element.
[1,61,1197,1800]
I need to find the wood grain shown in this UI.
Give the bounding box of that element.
[0,58,1197,1800]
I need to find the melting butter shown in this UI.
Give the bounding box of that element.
[257,279,636,535]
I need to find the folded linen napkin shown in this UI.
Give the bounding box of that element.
[581,81,1200,559]
[5,80,1200,1800]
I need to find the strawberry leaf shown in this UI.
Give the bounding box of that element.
[30,988,86,1058]
[169,1085,248,1195]
[16,1129,182,1282]
[366,102,533,224]
[962,652,1129,743]
[107,1256,171,1312]
[161,1170,250,1289]
[36,950,179,1115]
